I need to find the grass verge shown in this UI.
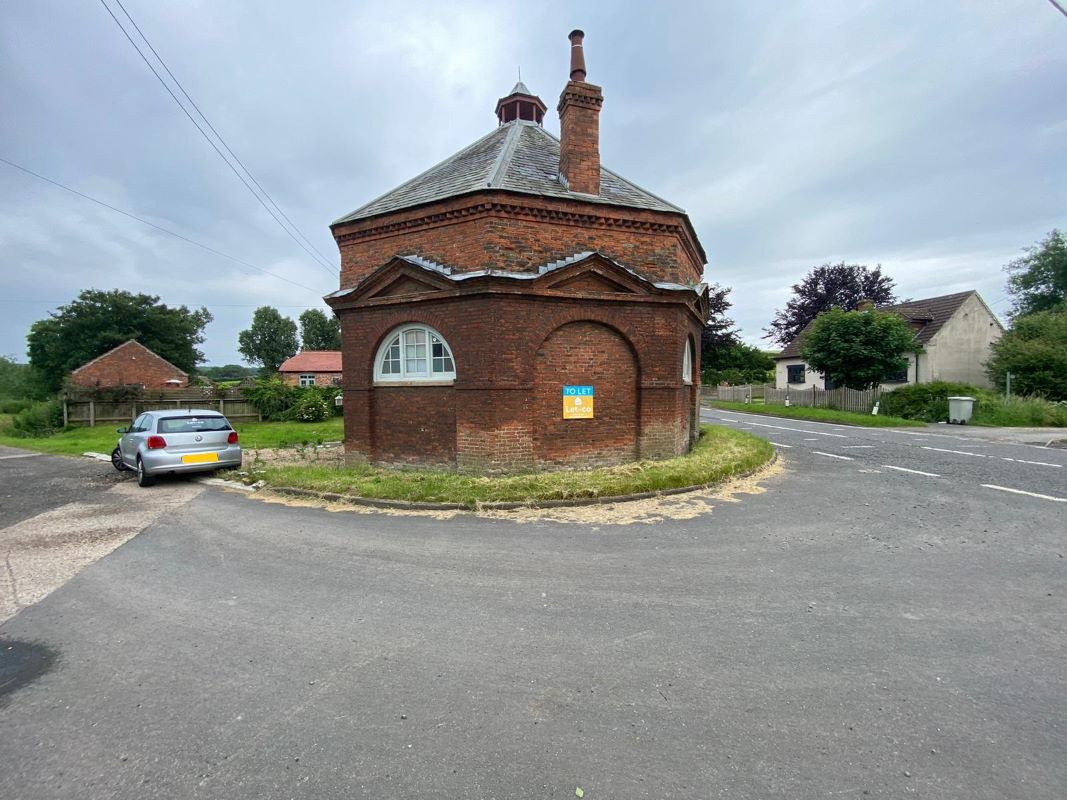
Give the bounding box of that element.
[253,424,773,507]
[709,400,925,428]
[0,418,345,456]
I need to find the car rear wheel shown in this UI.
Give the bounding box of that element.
[111,446,129,472]
[136,457,155,487]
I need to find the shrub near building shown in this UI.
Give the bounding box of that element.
[243,377,341,423]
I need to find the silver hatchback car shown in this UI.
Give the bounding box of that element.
[112,409,242,487]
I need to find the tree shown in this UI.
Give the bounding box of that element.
[198,364,259,382]
[702,343,775,386]
[765,263,898,346]
[238,307,299,374]
[985,304,1067,400]
[700,283,740,354]
[1006,229,1067,318]
[801,307,918,390]
[299,309,341,351]
[0,356,34,399]
[26,290,212,393]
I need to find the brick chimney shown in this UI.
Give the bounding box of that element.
[557,30,603,195]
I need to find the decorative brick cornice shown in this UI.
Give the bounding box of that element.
[337,198,682,243]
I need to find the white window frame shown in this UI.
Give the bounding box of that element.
[374,324,456,384]
[298,374,316,387]
[682,340,693,384]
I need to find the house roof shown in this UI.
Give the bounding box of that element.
[332,120,685,226]
[278,351,342,373]
[70,339,188,377]
[776,291,983,359]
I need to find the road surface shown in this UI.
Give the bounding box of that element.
[1,419,1064,799]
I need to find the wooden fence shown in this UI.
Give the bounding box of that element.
[63,388,260,426]
[764,386,881,413]
[703,384,882,414]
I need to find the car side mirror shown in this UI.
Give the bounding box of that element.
[116,427,127,434]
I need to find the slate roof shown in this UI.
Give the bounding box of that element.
[278,351,342,373]
[776,291,980,359]
[333,120,685,225]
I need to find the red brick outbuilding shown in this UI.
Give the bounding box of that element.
[69,339,189,389]
[278,351,343,387]
[326,32,709,471]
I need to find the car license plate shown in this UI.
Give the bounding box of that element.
[181,452,219,464]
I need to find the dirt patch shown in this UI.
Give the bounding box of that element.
[250,458,785,525]
[244,444,345,469]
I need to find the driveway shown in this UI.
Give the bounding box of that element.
[0,425,1064,799]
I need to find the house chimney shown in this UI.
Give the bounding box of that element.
[557,29,603,195]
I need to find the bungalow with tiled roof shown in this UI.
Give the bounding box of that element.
[278,351,343,387]
[774,290,1004,391]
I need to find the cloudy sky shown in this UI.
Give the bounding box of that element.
[2,1,1064,365]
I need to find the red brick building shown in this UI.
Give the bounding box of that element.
[278,351,343,387]
[69,339,189,389]
[326,31,709,471]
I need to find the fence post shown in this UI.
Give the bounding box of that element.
[131,402,137,419]
[89,400,95,427]
[219,398,225,416]
[63,399,69,427]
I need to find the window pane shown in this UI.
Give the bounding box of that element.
[406,357,427,374]
[381,336,401,374]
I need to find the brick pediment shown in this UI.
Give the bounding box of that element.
[370,275,446,298]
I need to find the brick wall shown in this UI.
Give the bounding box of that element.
[336,289,702,470]
[534,321,636,467]
[333,193,704,288]
[280,372,342,388]
[70,340,188,389]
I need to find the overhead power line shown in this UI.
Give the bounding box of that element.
[98,0,338,277]
[110,0,338,271]
[0,155,328,297]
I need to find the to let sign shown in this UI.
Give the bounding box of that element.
[562,385,594,419]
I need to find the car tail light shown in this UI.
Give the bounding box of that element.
[227,431,239,445]
[146,436,167,450]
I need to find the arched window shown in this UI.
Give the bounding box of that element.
[682,339,693,384]
[374,324,456,382]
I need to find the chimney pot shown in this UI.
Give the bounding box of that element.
[568,29,587,81]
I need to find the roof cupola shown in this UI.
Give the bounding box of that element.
[495,81,547,126]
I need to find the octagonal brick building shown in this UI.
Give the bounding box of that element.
[326,31,709,471]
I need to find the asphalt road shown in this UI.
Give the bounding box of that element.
[1,419,1065,799]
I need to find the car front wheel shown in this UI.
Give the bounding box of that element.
[111,446,129,472]
[136,457,155,487]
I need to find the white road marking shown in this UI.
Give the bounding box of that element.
[814,451,854,460]
[1001,457,1062,468]
[922,446,986,458]
[891,430,932,437]
[769,442,793,448]
[0,453,43,460]
[842,445,875,449]
[981,484,1067,503]
[705,414,849,438]
[881,465,941,477]
[803,438,818,441]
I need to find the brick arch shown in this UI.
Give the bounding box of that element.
[533,321,639,468]
[520,306,649,385]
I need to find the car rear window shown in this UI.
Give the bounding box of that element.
[157,416,232,434]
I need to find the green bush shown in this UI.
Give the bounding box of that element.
[880,381,981,422]
[0,398,33,414]
[881,381,1067,427]
[243,376,296,421]
[243,378,342,421]
[10,399,65,437]
[289,392,331,422]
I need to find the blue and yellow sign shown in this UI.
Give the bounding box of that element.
[562,385,594,419]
